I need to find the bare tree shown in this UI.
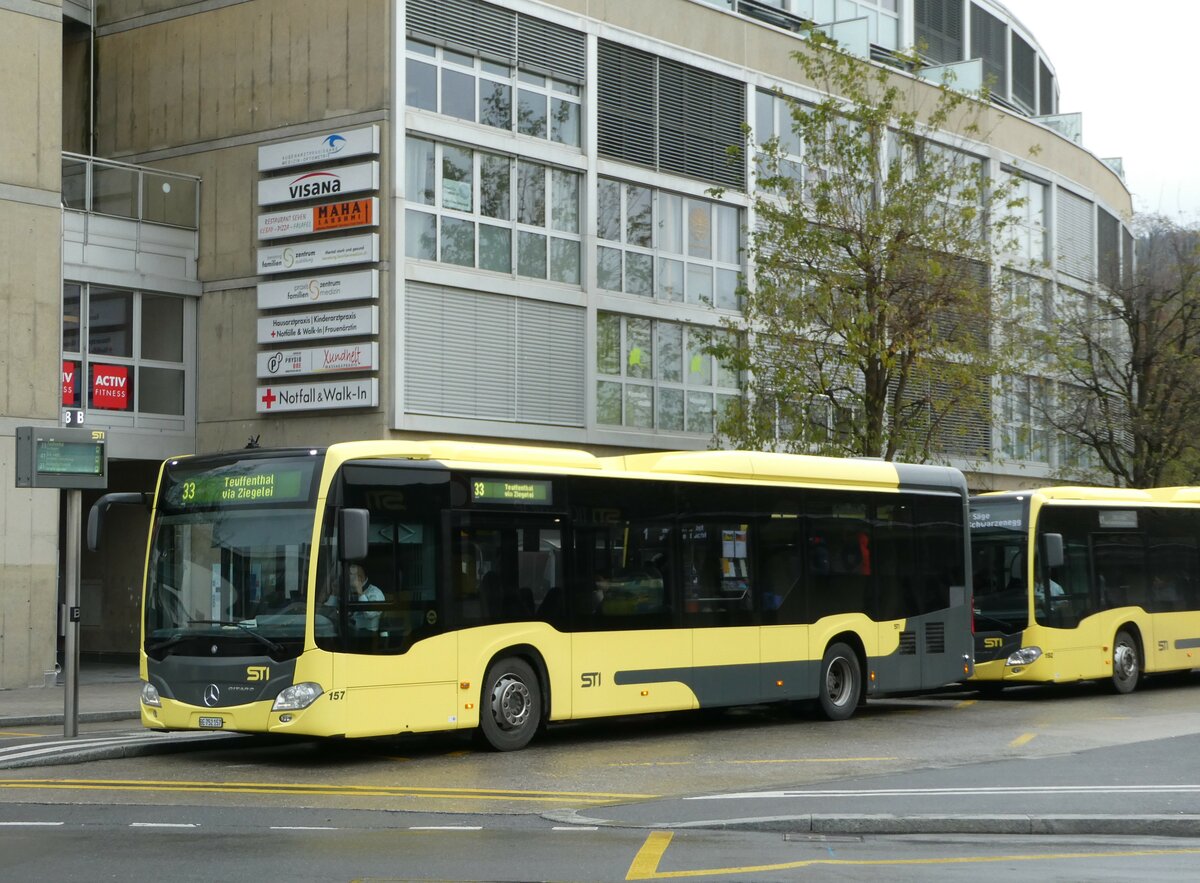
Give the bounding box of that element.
[1044,215,1200,486]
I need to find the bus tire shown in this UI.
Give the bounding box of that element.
[1111,629,1141,694]
[817,642,861,721]
[479,657,541,751]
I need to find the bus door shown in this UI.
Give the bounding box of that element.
[1086,531,1148,667]
[1145,513,1200,672]
[329,467,457,737]
[569,516,691,718]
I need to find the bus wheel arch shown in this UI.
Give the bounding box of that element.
[1111,625,1143,694]
[817,633,866,722]
[477,646,549,751]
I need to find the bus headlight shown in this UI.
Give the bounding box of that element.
[1006,647,1042,666]
[141,682,161,708]
[272,682,323,711]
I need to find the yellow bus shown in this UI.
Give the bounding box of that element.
[92,440,974,750]
[971,486,1200,693]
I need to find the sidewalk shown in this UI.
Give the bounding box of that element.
[0,661,141,727]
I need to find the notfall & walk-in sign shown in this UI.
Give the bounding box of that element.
[256,306,378,344]
[256,378,379,414]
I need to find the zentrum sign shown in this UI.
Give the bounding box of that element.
[257,161,379,206]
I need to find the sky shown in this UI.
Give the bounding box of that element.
[998,0,1200,223]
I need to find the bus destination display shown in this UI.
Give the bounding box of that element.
[165,461,314,508]
[471,478,552,505]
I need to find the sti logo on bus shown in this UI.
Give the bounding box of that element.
[288,171,341,199]
[580,672,601,688]
[984,637,1004,648]
[246,666,270,681]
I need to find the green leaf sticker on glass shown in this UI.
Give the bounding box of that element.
[629,347,643,366]
[690,354,703,374]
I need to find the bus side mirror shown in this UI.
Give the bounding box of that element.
[338,508,369,562]
[87,492,150,552]
[1042,533,1064,569]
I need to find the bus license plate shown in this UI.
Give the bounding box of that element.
[198,716,224,729]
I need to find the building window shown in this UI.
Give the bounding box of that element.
[406,138,582,284]
[596,179,742,308]
[1006,173,1047,265]
[405,40,582,148]
[62,283,188,421]
[596,312,740,433]
[754,90,804,189]
[998,374,1050,462]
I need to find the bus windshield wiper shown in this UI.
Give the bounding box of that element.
[973,612,1020,632]
[145,633,187,654]
[189,619,286,657]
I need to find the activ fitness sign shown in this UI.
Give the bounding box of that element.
[257,161,379,207]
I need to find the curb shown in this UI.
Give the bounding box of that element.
[0,711,141,728]
[541,810,1200,838]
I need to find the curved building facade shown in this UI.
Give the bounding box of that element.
[0,0,1130,681]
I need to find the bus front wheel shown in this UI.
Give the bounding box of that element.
[817,643,862,721]
[1111,630,1141,694]
[479,657,542,751]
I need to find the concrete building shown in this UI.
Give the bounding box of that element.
[0,0,1131,686]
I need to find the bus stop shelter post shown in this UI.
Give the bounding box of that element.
[64,488,81,739]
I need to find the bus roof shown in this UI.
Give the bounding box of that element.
[314,440,965,494]
[975,486,1155,503]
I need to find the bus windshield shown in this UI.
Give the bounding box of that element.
[969,498,1029,633]
[144,454,322,659]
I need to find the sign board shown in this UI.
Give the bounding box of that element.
[257,342,379,378]
[257,197,378,240]
[471,478,554,505]
[258,125,379,172]
[257,233,379,275]
[15,426,108,489]
[257,306,378,344]
[91,363,131,411]
[256,378,379,413]
[257,269,378,311]
[257,161,379,207]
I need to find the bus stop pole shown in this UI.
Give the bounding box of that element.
[63,489,81,739]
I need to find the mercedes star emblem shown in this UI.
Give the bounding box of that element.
[202,684,221,707]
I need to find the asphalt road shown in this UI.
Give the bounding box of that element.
[3,675,1200,879]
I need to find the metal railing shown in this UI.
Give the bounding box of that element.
[62,152,200,230]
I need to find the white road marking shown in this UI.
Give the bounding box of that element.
[270,826,338,831]
[129,822,198,828]
[0,821,64,826]
[408,826,483,831]
[687,784,1200,800]
[552,826,599,831]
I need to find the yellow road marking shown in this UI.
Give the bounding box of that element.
[955,700,977,709]
[625,831,1200,879]
[1009,732,1037,748]
[610,757,895,768]
[0,732,47,738]
[0,778,653,805]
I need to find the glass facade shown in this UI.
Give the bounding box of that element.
[62,283,189,421]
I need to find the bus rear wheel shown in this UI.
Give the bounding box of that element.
[817,642,861,721]
[1111,630,1141,694]
[479,657,541,751]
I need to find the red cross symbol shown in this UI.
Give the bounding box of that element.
[260,388,277,409]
